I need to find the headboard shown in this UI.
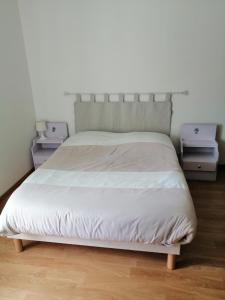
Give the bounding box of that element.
[74,95,172,135]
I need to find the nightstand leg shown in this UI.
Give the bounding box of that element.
[13,239,23,253]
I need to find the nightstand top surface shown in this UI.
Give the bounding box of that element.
[182,139,218,148]
[36,137,65,144]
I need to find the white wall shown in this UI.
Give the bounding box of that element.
[0,0,35,196]
[18,0,225,161]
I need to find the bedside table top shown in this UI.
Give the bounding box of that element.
[182,139,218,148]
[36,137,65,144]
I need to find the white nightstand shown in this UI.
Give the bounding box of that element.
[180,123,219,181]
[31,122,68,169]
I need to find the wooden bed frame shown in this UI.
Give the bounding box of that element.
[8,94,189,270]
[11,234,179,270]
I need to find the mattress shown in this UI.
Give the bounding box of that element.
[0,131,197,245]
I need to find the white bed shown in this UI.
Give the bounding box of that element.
[0,96,197,270]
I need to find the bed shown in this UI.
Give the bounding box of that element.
[0,96,197,269]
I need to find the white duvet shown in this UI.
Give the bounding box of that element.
[0,132,197,245]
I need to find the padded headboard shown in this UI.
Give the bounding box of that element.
[74,98,172,135]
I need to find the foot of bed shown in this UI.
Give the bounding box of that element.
[13,239,23,253]
[167,254,176,270]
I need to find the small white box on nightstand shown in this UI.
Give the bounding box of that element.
[180,123,219,181]
[31,122,68,169]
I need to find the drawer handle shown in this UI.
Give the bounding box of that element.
[197,164,202,169]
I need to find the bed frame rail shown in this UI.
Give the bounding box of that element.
[10,234,179,270]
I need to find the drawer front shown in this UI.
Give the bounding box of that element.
[183,161,216,172]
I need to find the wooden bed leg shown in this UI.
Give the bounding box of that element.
[13,239,23,253]
[167,254,176,270]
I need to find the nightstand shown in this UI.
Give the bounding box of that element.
[180,123,219,181]
[31,122,68,169]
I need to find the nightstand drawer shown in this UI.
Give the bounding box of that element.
[183,161,216,172]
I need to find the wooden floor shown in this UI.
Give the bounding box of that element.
[0,170,224,299]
